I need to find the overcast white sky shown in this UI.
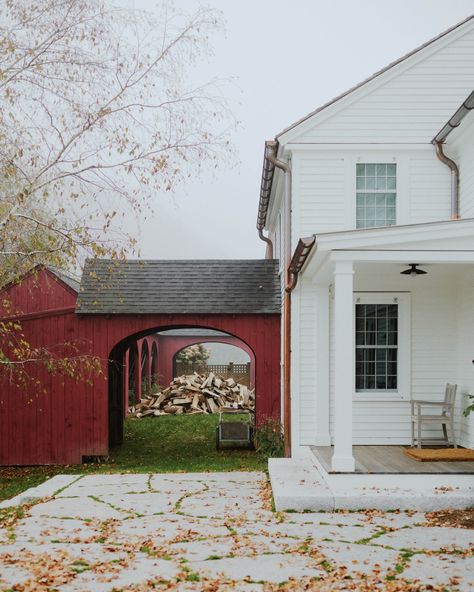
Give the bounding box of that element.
[129,0,474,260]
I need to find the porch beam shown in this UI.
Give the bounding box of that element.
[331,260,355,472]
[330,250,474,263]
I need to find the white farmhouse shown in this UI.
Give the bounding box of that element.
[257,15,474,471]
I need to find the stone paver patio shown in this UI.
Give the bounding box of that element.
[0,472,473,591]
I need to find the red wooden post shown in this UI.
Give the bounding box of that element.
[136,341,142,403]
[124,349,129,415]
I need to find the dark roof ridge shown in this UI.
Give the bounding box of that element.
[84,258,275,263]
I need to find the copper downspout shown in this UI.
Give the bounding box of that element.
[258,228,273,259]
[265,145,292,457]
[434,141,460,220]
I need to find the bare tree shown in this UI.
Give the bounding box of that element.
[0,0,233,383]
[0,0,232,266]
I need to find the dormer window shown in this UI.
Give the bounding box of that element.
[356,163,396,228]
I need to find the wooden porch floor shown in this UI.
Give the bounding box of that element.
[311,445,474,474]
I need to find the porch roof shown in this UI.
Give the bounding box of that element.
[301,218,474,279]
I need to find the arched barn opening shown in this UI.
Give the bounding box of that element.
[151,342,158,386]
[149,328,256,388]
[107,323,262,447]
[171,339,254,388]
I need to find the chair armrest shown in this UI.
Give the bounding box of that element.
[411,400,450,407]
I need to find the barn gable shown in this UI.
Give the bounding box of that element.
[279,15,474,144]
[0,266,78,317]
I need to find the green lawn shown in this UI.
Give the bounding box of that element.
[0,415,267,504]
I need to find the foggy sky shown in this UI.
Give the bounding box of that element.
[128,0,474,260]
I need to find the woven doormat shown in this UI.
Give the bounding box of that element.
[404,448,474,462]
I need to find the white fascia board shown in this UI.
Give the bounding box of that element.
[314,219,474,251]
[301,218,474,281]
[287,144,434,152]
[304,247,474,285]
[331,250,474,264]
[277,21,474,146]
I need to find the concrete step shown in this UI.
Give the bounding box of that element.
[269,457,474,512]
[268,458,333,511]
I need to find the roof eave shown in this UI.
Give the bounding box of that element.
[256,140,279,231]
[433,89,474,143]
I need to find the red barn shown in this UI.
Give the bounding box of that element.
[0,260,281,465]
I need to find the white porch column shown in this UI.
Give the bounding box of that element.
[331,260,355,472]
[314,284,331,446]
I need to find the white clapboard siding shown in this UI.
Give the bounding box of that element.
[408,156,451,223]
[323,275,459,445]
[298,278,318,445]
[293,154,346,237]
[289,25,474,144]
[292,150,452,238]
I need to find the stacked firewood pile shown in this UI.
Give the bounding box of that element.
[129,372,255,417]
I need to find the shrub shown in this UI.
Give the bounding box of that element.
[254,417,284,458]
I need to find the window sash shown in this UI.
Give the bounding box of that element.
[356,163,396,229]
[355,302,398,392]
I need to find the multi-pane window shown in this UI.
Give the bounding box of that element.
[356,163,396,228]
[355,303,398,391]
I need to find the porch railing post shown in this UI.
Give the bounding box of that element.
[331,260,356,472]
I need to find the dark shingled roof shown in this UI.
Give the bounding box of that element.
[76,259,281,314]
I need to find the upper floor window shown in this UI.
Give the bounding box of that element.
[356,163,396,228]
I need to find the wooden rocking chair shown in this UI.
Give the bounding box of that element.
[410,383,457,448]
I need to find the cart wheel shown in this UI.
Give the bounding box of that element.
[249,426,255,450]
[215,426,220,450]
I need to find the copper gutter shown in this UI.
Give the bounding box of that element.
[432,90,474,220]
[256,141,278,258]
[286,237,316,293]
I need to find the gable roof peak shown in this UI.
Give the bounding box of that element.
[277,13,474,142]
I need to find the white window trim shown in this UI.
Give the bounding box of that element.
[346,154,407,229]
[356,163,397,229]
[353,292,411,402]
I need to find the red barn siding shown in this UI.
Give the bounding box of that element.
[0,271,281,465]
[0,268,76,316]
